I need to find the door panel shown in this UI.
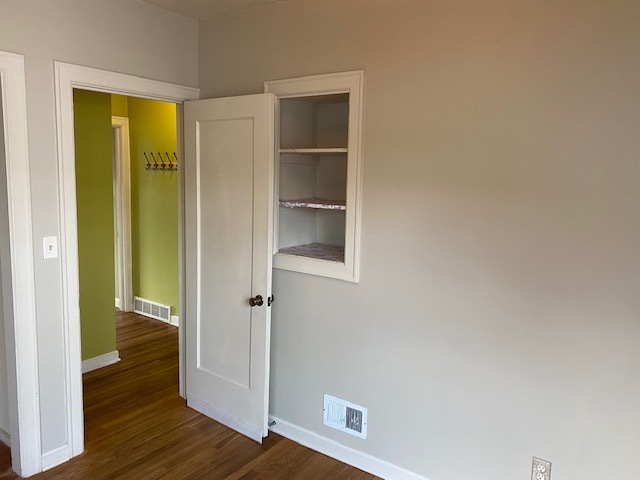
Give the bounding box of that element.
[184,94,275,442]
[198,118,254,388]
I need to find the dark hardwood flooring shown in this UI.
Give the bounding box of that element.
[1,311,377,479]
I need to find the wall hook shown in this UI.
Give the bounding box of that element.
[144,151,178,171]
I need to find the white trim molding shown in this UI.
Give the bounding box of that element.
[170,315,180,327]
[0,50,42,477]
[54,61,198,462]
[112,116,132,313]
[268,416,427,480]
[41,444,71,472]
[81,350,121,374]
[176,103,186,399]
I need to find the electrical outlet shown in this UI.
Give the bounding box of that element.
[531,457,551,480]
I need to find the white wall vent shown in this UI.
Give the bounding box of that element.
[323,393,368,439]
[133,296,171,324]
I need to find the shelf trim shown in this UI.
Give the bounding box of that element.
[278,243,345,263]
[279,198,346,210]
[280,148,347,156]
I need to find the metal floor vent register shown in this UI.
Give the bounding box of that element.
[134,296,171,323]
[323,393,368,439]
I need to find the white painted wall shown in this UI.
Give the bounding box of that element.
[0,0,197,455]
[200,1,640,479]
[0,88,10,443]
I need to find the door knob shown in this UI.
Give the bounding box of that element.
[249,295,264,307]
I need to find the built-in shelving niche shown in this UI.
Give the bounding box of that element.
[265,72,364,282]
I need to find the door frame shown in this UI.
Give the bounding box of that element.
[53,61,198,459]
[112,116,132,313]
[0,51,41,477]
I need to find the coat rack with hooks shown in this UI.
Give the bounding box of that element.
[143,151,178,171]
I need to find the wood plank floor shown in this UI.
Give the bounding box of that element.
[1,311,377,479]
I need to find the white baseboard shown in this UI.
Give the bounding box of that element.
[0,427,10,447]
[82,350,120,374]
[268,416,427,480]
[115,297,122,310]
[188,396,262,443]
[170,315,179,327]
[42,444,70,471]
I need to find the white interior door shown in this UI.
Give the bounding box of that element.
[184,93,275,442]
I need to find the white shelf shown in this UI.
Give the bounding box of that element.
[278,243,345,263]
[279,198,346,210]
[280,148,347,156]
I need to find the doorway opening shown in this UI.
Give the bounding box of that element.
[55,63,277,467]
[72,89,183,456]
[73,90,180,378]
[54,62,199,460]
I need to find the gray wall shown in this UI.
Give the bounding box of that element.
[0,88,9,441]
[199,1,640,479]
[0,0,197,454]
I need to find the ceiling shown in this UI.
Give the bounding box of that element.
[139,0,287,20]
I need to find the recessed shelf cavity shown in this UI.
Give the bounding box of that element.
[265,70,364,282]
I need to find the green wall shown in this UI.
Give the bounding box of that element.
[127,97,178,314]
[74,89,116,361]
[74,92,178,362]
[111,94,128,117]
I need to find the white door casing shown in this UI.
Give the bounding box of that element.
[184,94,275,442]
[112,116,132,313]
[0,50,41,477]
[54,62,199,463]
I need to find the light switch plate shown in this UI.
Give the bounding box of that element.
[43,236,58,259]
